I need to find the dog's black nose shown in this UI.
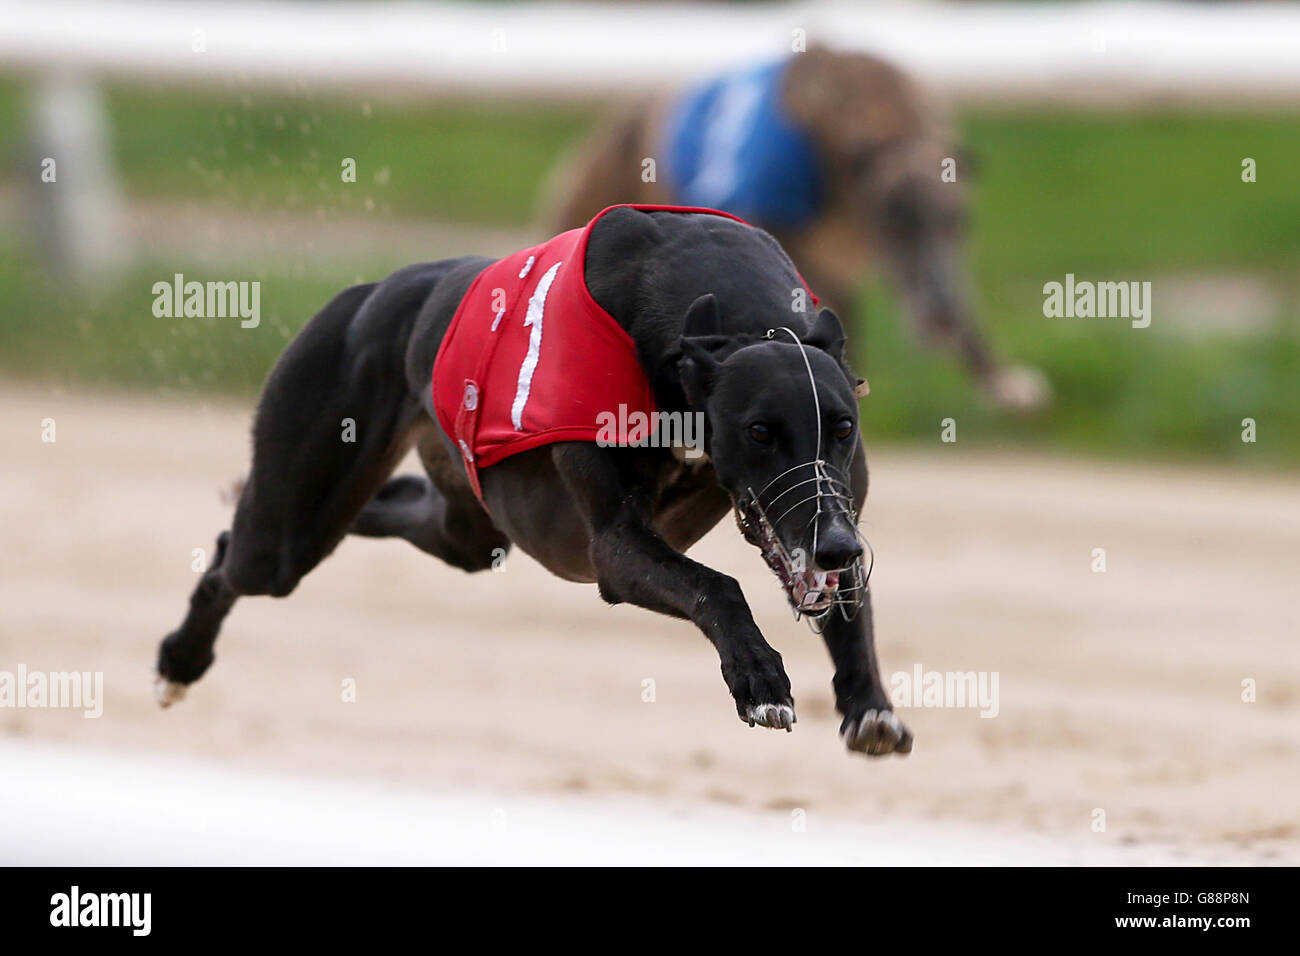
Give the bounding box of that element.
[814,533,862,571]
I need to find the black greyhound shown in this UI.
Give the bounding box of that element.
[155,205,913,758]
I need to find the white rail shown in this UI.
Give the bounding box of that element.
[2,0,1299,105]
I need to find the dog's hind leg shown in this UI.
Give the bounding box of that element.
[156,267,447,704]
[153,530,236,707]
[349,429,511,573]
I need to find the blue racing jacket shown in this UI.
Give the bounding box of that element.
[660,58,822,230]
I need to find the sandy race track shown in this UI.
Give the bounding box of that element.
[1,383,1297,864]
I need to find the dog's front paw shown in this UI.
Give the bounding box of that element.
[840,708,913,757]
[745,702,796,731]
[721,643,795,731]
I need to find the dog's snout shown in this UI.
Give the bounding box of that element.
[814,529,862,571]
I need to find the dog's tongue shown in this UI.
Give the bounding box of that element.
[793,569,840,610]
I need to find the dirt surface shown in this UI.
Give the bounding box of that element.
[2,383,1297,864]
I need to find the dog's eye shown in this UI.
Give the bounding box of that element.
[833,418,854,441]
[748,423,773,444]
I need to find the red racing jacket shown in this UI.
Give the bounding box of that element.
[432,204,750,504]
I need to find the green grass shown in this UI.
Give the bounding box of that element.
[104,89,591,224]
[0,238,352,395]
[0,80,592,223]
[961,112,1300,278]
[856,278,1300,466]
[0,78,1297,465]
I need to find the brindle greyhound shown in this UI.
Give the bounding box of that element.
[155,206,912,758]
[542,45,1048,412]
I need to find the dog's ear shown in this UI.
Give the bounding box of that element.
[678,337,720,408]
[678,295,723,407]
[804,307,846,363]
[682,293,722,338]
